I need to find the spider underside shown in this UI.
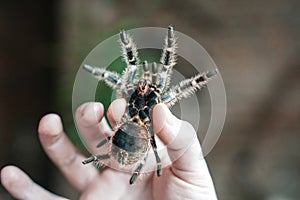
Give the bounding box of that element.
[82,26,218,184]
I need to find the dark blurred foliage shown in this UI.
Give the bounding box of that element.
[1,0,300,199]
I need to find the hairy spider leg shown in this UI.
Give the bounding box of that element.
[120,30,139,86]
[162,69,219,107]
[144,93,162,178]
[82,65,123,89]
[130,152,149,184]
[82,154,110,165]
[120,30,139,66]
[96,136,112,148]
[148,126,162,177]
[158,25,177,92]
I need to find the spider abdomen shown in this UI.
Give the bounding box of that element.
[111,122,149,166]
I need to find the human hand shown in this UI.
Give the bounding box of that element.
[1,99,217,200]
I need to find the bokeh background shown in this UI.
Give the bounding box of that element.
[0,0,299,199]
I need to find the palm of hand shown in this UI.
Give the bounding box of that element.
[1,99,217,200]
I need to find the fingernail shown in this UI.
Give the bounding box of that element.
[79,102,104,127]
[153,104,175,134]
[159,104,175,126]
[110,98,126,120]
[38,114,62,137]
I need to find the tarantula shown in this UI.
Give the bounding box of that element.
[82,26,218,184]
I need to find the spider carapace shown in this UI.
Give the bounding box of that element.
[82,26,218,184]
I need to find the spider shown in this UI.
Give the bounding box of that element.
[81,25,218,184]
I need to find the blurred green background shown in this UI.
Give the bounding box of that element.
[0,0,300,199]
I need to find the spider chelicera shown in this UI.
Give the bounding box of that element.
[81,26,218,184]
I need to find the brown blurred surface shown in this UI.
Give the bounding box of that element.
[1,0,300,199]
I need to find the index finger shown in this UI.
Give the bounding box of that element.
[153,104,215,184]
[75,102,113,153]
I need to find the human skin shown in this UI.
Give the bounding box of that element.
[0,99,218,200]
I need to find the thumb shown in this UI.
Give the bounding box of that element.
[153,104,216,187]
[153,103,202,171]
